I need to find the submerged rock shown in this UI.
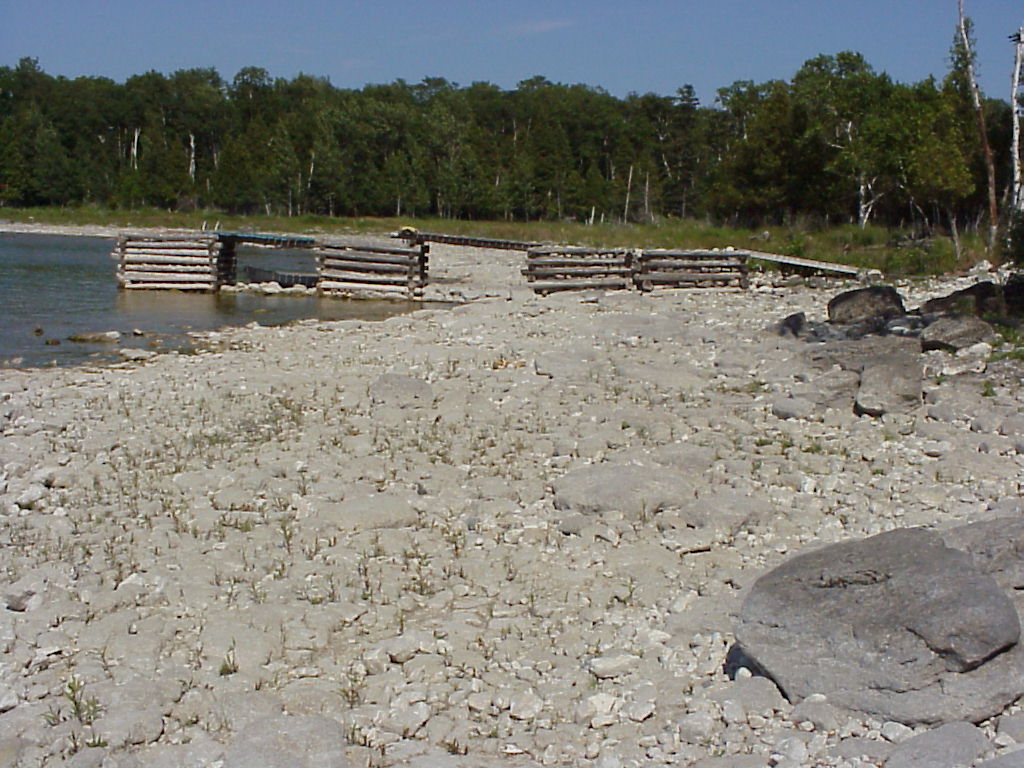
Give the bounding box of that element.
[68,330,121,343]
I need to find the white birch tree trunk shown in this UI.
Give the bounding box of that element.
[131,127,141,171]
[958,0,999,249]
[623,164,633,222]
[1012,28,1023,213]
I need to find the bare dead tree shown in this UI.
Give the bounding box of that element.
[1012,28,1024,214]
[958,0,999,250]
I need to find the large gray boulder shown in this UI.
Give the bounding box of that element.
[734,528,1024,725]
[941,518,1024,616]
[828,286,905,325]
[919,281,1006,317]
[920,315,997,352]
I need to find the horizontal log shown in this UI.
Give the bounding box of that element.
[528,249,628,259]
[119,263,216,273]
[318,250,423,267]
[318,243,421,258]
[641,249,748,259]
[318,270,413,285]
[639,259,745,270]
[318,259,414,274]
[121,241,218,251]
[529,246,626,254]
[118,270,217,282]
[638,272,744,283]
[121,282,215,291]
[119,253,217,265]
[529,278,630,293]
[523,266,634,277]
[320,281,411,295]
[525,257,632,268]
[120,232,217,240]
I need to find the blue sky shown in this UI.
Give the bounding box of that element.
[3,1,1022,105]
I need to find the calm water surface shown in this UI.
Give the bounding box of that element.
[0,233,417,368]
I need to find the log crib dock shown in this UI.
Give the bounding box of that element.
[114,232,428,300]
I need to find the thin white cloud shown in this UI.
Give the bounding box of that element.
[507,19,574,36]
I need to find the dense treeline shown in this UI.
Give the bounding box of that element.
[0,51,1016,236]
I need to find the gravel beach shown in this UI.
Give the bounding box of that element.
[1,228,1023,767]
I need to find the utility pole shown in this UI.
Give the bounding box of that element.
[1012,28,1023,214]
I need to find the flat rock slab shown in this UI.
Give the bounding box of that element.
[735,528,1024,725]
[855,353,922,416]
[321,493,419,529]
[805,336,922,374]
[551,462,694,519]
[884,721,989,768]
[222,714,349,768]
[369,374,433,407]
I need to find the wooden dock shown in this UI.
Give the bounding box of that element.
[523,247,634,294]
[115,234,222,291]
[745,249,861,277]
[395,229,540,251]
[114,232,428,300]
[635,249,748,290]
[316,241,428,299]
[523,246,748,294]
[114,229,859,299]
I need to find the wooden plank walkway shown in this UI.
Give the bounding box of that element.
[395,229,540,252]
[745,249,861,277]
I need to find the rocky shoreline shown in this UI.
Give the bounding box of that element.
[1,236,1024,767]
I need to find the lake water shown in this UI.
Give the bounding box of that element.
[0,232,418,369]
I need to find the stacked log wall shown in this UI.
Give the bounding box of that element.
[316,242,428,299]
[523,247,634,294]
[524,247,748,294]
[114,235,221,291]
[634,249,749,290]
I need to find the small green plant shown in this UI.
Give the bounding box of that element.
[219,642,239,676]
[339,667,365,707]
[64,677,103,726]
[982,380,996,397]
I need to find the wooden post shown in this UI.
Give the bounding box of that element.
[118,236,127,289]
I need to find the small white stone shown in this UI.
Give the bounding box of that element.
[624,700,654,722]
[881,721,914,743]
[509,690,543,721]
[588,654,640,679]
